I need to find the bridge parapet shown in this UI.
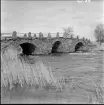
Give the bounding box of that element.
[1,31,92,54]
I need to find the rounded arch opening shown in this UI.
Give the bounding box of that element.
[75,42,84,52]
[20,43,36,55]
[51,41,62,53]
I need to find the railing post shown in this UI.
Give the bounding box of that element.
[12,31,17,40]
[39,32,43,39]
[47,32,51,39]
[24,34,27,38]
[56,32,59,38]
[76,35,79,40]
[28,32,32,39]
[33,33,36,39]
[83,37,85,41]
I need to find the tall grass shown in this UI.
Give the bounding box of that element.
[1,45,61,92]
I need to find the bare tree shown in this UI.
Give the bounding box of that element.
[63,26,74,38]
[94,24,104,44]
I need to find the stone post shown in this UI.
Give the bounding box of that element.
[39,32,43,39]
[76,36,79,40]
[33,33,36,39]
[83,37,85,41]
[56,32,59,38]
[47,32,51,39]
[28,32,32,39]
[24,34,27,38]
[12,31,17,40]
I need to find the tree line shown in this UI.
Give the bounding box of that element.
[63,23,104,45]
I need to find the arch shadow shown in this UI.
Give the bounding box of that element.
[75,42,84,52]
[20,43,36,55]
[51,41,62,53]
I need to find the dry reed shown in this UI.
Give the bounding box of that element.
[1,44,61,91]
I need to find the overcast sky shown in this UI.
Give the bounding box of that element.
[1,0,104,41]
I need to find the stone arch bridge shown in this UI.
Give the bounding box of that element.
[1,33,92,55]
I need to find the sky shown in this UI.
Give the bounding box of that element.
[1,0,104,41]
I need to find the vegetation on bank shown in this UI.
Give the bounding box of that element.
[1,45,63,91]
[94,24,104,45]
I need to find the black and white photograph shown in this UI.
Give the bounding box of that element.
[1,0,104,104]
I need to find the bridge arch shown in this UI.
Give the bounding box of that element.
[51,41,62,53]
[75,42,84,52]
[20,42,36,55]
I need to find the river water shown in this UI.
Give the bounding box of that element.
[39,51,104,103]
[40,51,104,78]
[1,51,104,104]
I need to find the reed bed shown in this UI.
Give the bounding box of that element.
[1,45,62,92]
